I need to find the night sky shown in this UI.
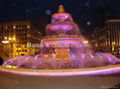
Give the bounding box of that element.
[0,0,120,34]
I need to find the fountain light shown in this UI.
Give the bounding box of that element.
[83,40,89,44]
[5,65,17,69]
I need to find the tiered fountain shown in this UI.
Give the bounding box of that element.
[0,5,120,89]
[0,5,120,76]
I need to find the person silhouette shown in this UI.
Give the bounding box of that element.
[0,56,4,65]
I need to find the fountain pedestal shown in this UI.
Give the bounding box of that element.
[54,48,71,60]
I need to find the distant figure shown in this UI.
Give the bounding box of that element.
[0,57,4,65]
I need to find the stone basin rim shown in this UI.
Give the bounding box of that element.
[0,64,120,76]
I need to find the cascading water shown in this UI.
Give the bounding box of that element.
[3,5,120,69]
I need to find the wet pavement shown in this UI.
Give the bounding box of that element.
[0,71,120,89]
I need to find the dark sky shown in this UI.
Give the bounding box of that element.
[0,0,120,33]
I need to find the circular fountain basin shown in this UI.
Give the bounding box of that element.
[0,64,120,76]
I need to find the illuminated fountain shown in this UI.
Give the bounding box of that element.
[0,5,120,76]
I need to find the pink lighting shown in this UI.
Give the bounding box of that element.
[0,64,120,76]
[49,25,73,31]
[53,13,69,20]
[1,5,120,76]
[52,13,73,23]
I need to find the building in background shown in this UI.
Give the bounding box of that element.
[0,21,42,59]
[92,19,120,57]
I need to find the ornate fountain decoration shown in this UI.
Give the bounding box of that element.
[41,5,84,61]
[40,5,91,65]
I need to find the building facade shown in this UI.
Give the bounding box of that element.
[92,19,120,57]
[0,21,42,59]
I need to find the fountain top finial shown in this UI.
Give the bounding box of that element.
[58,5,65,13]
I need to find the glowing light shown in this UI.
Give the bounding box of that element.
[5,65,17,69]
[12,66,17,69]
[86,21,91,26]
[27,25,31,28]
[5,37,7,39]
[5,65,13,68]
[50,25,73,31]
[46,10,52,15]
[12,37,16,41]
[112,42,115,45]
[53,13,69,21]
[112,42,115,51]
[9,37,12,40]
[2,40,9,44]
[83,40,89,44]
[44,54,49,58]
[9,37,16,41]
[58,5,65,13]
[13,26,16,29]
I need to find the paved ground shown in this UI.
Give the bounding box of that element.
[0,71,120,89]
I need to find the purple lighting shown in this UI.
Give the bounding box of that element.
[49,25,73,31]
[0,64,120,76]
[1,5,120,76]
[52,13,73,23]
[53,13,69,20]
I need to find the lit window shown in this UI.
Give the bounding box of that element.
[5,26,8,30]
[13,26,16,29]
[4,37,7,39]
[9,37,12,40]
[12,37,16,41]
[27,25,30,28]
